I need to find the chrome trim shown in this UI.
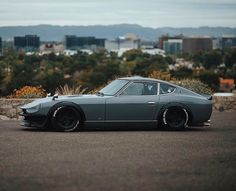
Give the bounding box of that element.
[115,80,132,96]
[157,82,160,95]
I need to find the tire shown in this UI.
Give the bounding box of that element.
[162,107,188,130]
[51,106,81,132]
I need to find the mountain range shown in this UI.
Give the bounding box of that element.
[0,24,236,42]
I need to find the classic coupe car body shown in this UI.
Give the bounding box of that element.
[21,77,212,131]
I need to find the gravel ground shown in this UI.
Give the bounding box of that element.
[0,111,236,191]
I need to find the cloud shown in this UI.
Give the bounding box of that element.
[0,0,235,27]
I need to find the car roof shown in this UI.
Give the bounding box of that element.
[118,76,205,97]
[119,76,170,84]
[119,76,156,81]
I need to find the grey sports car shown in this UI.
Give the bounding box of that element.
[20,77,212,131]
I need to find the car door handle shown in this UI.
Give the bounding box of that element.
[147,101,155,104]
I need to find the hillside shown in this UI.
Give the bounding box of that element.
[0,24,236,41]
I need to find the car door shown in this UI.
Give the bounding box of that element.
[105,81,159,121]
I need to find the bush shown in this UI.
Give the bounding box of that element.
[149,70,174,81]
[198,71,219,91]
[8,86,47,98]
[170,79,213,95]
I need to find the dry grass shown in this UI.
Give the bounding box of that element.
[55,84,87,95]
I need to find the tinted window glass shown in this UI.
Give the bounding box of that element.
[159,83,176,94]
[121,82,157,96]
[100,80,129,95]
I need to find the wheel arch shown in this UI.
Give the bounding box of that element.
[46,101,86,125]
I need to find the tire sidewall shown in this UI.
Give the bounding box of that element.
[162,107,188,130]
[51,106,81,132]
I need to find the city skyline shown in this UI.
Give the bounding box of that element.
[0,0,236,28]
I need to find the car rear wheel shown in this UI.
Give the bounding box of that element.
[162,107,188,130]
[51,106,81,132]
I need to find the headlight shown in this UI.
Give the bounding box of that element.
[26,104,41,113]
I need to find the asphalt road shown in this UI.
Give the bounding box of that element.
[0,111,236,191]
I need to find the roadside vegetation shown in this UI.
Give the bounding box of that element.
[0,48,235,97]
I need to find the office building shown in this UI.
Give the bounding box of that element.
[0,37,2,55]
[14,35,40,51]
[159,35,183,49]
[65,35,105,50]
[163,39,183,54]
[182,37,212,54]
[220,36,236,49]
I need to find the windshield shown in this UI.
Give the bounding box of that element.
[99,79,129,95]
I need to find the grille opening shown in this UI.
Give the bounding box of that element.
[22,109,27,114]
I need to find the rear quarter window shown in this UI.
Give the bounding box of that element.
[159,83,176,94]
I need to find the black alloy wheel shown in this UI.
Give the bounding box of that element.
[51,106,80,132]
[162,107,188,130]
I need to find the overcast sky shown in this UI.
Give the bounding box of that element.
[0,0,236,28]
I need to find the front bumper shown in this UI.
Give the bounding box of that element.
[20,111,47,128]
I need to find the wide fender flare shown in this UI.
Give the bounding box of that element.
[47,101,86,123]
[157,102,193,123]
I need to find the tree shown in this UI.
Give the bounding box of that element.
[202,50,222,69]
[43,72,65,93]
[122,49,148,61]
[132,54,168,76]
[7,62,35,94]
[225,49,236,68]
[198,70,219,91]
[170,67,193,79]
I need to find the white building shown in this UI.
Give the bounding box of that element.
[39,43,65,55]
[142,48,165,57]
[105,34,141,52]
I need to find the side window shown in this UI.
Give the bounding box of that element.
[159,83,175,94]
[121,82,157,96]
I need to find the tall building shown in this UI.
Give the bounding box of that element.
[163,39,183,54]
[0,37,2,55]
[65,35,77,49]
[65,35,105,50]
[14,35,40,51]
[159,34,183,49]
[182,37,212,54]
[220,36,236,49]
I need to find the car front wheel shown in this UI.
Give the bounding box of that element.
[51,106,81,132]
[162,107,189,130]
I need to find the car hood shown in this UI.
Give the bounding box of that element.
[21,94,109,109]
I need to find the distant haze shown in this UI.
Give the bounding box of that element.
[0,25,236,41]
[0,0,236,28]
